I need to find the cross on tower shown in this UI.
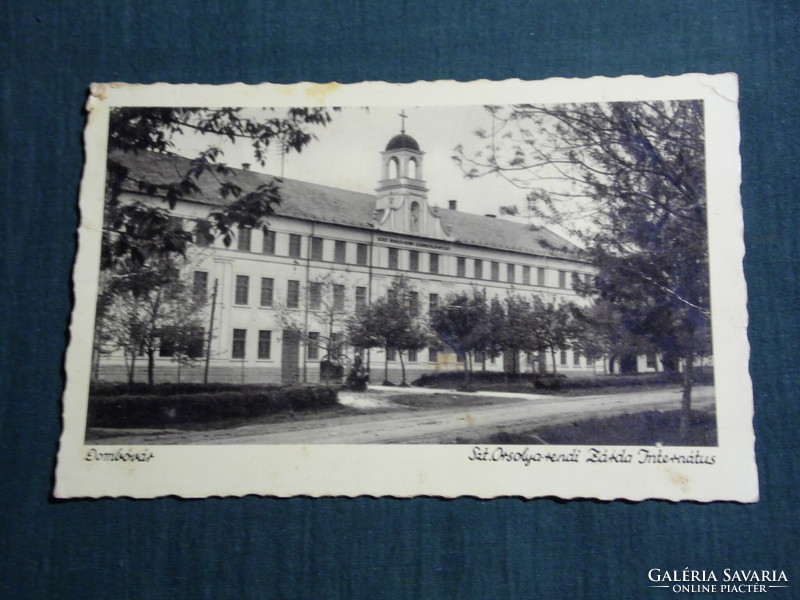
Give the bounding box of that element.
[399,109,407,134]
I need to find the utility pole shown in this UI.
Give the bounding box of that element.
[203,278,218,384]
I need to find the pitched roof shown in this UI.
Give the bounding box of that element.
[114,150,582,259]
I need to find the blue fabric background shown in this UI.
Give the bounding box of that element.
[1,1,798,598]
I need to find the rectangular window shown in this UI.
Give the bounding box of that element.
[262,230,276,255]
[388,247,399,270]
[186,327,205,359]
[307,332,320,360]
[194,222,213,247]
[522,265,531,285]
[409,291,419,316]
[573,351,581,366]
[333,284,345,312]
[331,332,344,354]
[193,270,208,299]
[310,236,323,260]
[237,227,252,252]
[355,286,367,313]
[260,277,274,307]
[428,347,438,363]
[457,256,466,277]
[386,348,396,361]
[159,332,175,357]
[287,280,300,308]
[162,327,204,359]
[559,270,567,289]
[232,329,246,359]
[408,348,417,362]
[560,349,568,366]
[646,352,657,368]
[166,267,180,283]
[491,261,499,281]
[572,272,580,290]
[356,243,368,266]
[235,275,249,305]
[409,250,420,272]
[474,259,483,279]
[334,240,346,263]
[429,253,439,274]
[507,263,515,283]
[309,281,322,311]
[257,330,271,359]
[537,267,546,286]
[288,234,302,258]
[428,293,439,313]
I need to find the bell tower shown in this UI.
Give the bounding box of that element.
[374,112,429,234]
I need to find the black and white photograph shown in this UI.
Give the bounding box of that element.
[56,77,755,500]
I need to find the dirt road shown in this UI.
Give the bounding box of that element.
[90,386,715,445]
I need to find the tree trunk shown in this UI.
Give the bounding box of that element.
[383,346,390,386]
[463,352,471,387]
[147,348,155,388]
[662,351,679,374]
[550,349,557,376]
[127,349,136,387]
[620,354,638,374]
[679,355,694,441]
[399,351,407,386]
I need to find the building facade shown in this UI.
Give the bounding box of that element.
[97,131,613,384]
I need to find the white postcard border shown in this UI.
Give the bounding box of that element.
[56,75,757,501]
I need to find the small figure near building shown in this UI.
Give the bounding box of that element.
[346,355,370,391]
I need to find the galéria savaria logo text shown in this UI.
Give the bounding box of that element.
[648,569,789,594]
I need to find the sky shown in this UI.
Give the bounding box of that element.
[173,105,536,219]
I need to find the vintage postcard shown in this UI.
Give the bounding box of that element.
[55,75,757,501]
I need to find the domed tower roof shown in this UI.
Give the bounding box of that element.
[385,133,420,152]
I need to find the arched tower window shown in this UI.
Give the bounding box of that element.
[408,158,418,179]
[409,201,420,233]
[388,157,399,179]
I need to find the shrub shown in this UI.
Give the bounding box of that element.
[89,381,280,397]
[412,371,564,390]
[412,369,713,392]
[86,385,338,428]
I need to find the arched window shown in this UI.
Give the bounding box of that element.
[388,157,399,179]
[408,158,418,179]
[409,201,420,233]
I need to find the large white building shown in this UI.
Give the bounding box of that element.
[98,130,611,384]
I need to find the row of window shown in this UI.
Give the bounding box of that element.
[229,327,435,362]
[228,328,594,367]
[231,329,273,360]
[228,229,589,289]
[233,228,372,266]
[199,270,586,317]
[199,271,583,314]
[226,274,371,311]
[231,329,346,361]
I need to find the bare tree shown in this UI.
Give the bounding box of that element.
[276,272,353,385]
[347,277,432,386]
[456,101,709,437]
